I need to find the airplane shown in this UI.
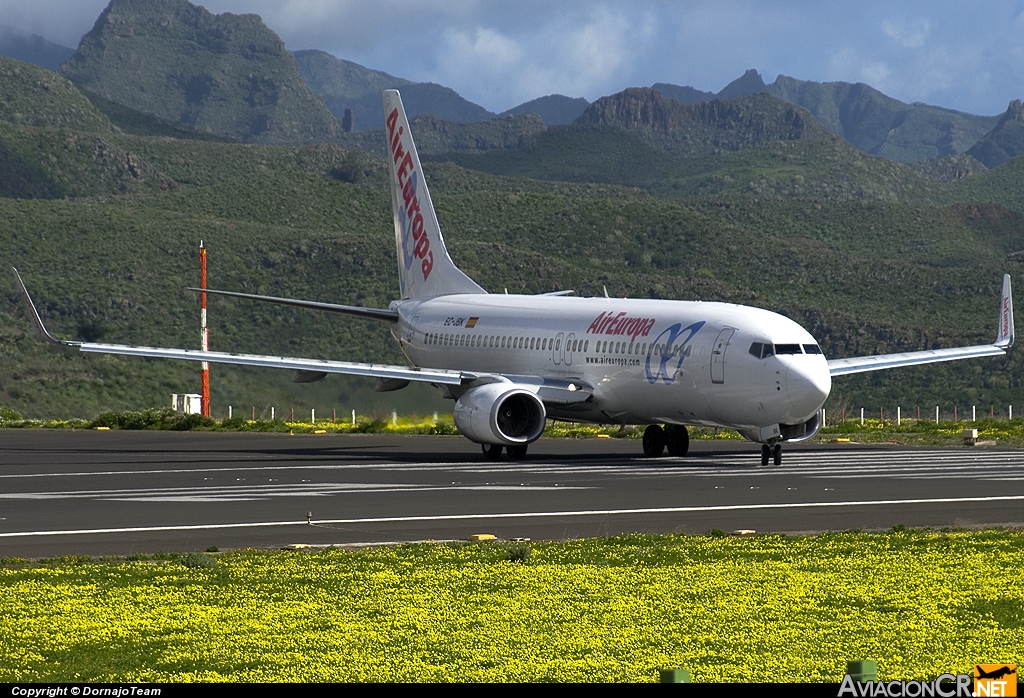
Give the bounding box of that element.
[12,89,1016,465]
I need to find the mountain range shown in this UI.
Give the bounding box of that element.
[4,0,1021,167]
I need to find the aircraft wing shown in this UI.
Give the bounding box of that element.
[78,343,467,384]
[12,268,593,404]
[828,274,1014,377]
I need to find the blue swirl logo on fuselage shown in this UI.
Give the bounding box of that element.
[644,320,705,384]
[398,170,418,272]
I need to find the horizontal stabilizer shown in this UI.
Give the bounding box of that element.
[188,288,398,322]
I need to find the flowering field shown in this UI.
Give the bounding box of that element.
[1,531,1022,682]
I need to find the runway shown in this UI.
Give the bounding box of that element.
[1,430,1023,557]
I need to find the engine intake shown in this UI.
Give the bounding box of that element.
[780,409,823,442]
[454,383,546,445]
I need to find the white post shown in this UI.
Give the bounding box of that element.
[897,406,901,426]
[972,405,976,422]
[1010,405,1014,420]
[228,405,232,419]
[352,409,356,425]
[822,408,826,427]
[311,408,315,425]
[433,411,438,424]
[936,406,939,424]
[392,410,397,426]
[860,407,864,426]
[271,406,275,420]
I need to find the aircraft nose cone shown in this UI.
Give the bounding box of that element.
[786,360,831,417]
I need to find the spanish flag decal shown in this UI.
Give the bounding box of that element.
[466,317,479,328]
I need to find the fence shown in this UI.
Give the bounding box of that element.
[827,405,1014,427]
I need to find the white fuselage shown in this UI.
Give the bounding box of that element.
[394,294,831,432]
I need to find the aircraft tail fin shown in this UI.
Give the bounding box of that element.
[383,90,485,299]
[996,273,1014,348]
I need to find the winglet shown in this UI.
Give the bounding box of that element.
[996,274,1014,348]
[11,268,79,346]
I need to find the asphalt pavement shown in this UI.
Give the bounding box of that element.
[1,430,1022,556]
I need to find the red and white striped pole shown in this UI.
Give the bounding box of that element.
[200,240,210,417]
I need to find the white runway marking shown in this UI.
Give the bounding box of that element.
[3,450,1022,480]
[0,482,587,503]
[2,494,1024,538]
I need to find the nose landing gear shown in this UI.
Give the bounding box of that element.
[761,443,782,466]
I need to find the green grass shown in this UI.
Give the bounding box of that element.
[1,531,1021,681]
[820,417,1024,446]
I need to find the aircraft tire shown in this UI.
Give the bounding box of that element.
[761,444,770,466]
[773,443,782,466]
[666,425,689,457]
[482,443,503,461]
[643,425,666,457]
[507,444,528,460]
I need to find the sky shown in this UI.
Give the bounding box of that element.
[2,0,1024,116]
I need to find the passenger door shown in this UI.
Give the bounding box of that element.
[710,328,736,384]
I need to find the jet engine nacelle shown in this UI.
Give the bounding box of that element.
[453,383,546,445]
[779,409,823,442]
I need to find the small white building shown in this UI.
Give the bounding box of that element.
[171,393,203,415]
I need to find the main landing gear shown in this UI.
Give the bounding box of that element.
[642,424,689,457]
[481,443,528,460]
[761,443,782,466]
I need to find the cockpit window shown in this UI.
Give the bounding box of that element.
[802,344,822,355]
[749,342,775,359]
[774,344,803,354]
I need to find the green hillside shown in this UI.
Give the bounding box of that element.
[0,123,175,199]
[576,88,835,158]
[0,56,110,131]
[437,125,954,203]
[498,94,590,125]
[3,53,1024,419]
[950,152,1024,214]
[339,112,546,158]
[4,139,1023,416]
[80,88,236,142]
[61,0,339,144]
[966,100,1024,169]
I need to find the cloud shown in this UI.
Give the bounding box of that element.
[433,5,656,110]
[881,17,930,49]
